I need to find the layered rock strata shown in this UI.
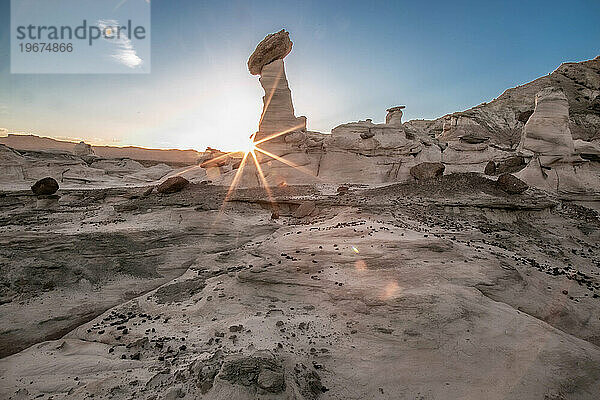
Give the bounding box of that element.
[257,59,306,140]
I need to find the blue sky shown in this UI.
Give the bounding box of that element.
[1,0,599,151]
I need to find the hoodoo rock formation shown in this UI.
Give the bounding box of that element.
[248,30,307,140]
[73,141,95,157]
[385,106,405,126]
[2,34,598,200]
[518,87,576,162]
[406,56,600,146]
[515,86,600,196]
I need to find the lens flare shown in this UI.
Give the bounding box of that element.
[215,124,322,217]
[355,259,367,271]
[381,282,400,300]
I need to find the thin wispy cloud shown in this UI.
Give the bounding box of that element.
[97,19,143,69]
[113,0,150,12]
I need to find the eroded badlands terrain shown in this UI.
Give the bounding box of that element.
[1,177,599,400]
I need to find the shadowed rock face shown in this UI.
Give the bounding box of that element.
[248,29,293,76]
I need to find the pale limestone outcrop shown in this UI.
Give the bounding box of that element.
[518,87,575,164]
[441,141,515,174]
[205,36,599,193]
[410,57,600,147]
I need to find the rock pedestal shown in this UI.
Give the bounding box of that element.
[518,87,575,164]
[257,59,306,140]
[385,106,405,126]
[248,30,306,142]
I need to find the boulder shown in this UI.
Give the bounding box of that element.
[156,176,189,194]
[248,29,293,76]
[497,173,528,194]
[31,177,59,195]
[496,156,526,174]
[484,161,496,175]
[485,156,526,176]
[410,162,445,181]
[293,200,316,218]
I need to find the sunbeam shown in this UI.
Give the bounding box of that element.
[257,66,284,128]
[254,123,306,145]
[215,121,321,220]
[250,149,276,207]
[254,146,322,181]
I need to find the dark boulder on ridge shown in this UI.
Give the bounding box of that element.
[410,162,445,181]
[157,176,189,194]
[31,177,59,195]
[497,173,528,194]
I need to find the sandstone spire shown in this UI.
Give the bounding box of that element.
[248,30,306,141]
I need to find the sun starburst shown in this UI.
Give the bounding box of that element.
[214,124,322,219]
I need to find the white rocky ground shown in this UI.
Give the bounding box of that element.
[1,177,599,400]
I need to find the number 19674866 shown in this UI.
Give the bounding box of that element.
[20,43,73,52]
